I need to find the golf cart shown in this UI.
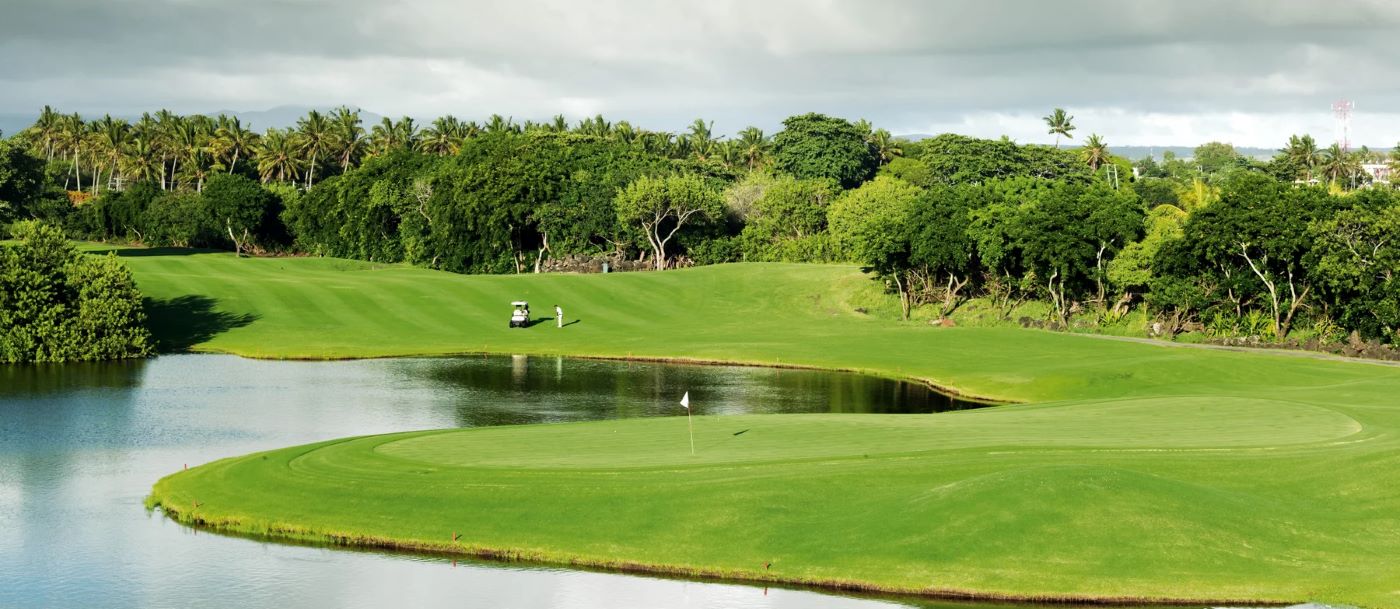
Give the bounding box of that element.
[509,301,530,328]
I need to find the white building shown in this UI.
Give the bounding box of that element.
[1362,163,1393,184]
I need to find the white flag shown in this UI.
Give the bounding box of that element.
[680,391,690,410]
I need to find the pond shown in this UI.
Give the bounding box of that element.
[0,353,1087,609]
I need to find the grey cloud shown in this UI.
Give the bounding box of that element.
[1,0,1397,145]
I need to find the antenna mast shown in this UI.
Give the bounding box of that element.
[1332,99,1353,152]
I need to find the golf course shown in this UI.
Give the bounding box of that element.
[130,247,1400,607]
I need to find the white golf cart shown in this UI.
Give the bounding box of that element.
[509,301,530,328]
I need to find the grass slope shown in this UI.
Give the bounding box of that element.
[127,248,1400,606]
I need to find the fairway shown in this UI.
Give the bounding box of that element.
[130,248,1400,607]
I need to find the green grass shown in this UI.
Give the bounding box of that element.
[124,246,1400,607]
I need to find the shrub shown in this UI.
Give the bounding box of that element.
[0,221,151,362]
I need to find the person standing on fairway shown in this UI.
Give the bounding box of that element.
[555,304,563,328]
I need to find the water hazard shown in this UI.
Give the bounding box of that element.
[0,354,1053,609]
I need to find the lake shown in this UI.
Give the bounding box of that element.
[0,353,1026,609]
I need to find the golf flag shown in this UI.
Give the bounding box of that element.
[680,391,694,456]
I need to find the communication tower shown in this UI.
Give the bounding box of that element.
[1332,99,1353,152]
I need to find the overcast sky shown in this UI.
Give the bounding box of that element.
[3,0,1399,147]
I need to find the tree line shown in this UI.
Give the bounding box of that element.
[2,106,1397,350]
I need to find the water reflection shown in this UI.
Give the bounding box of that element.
[0,354,1009,609]
[407,355,984,427]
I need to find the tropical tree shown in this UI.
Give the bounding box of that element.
[548,114,569,133]
[213,116,258,175]
[686,119,719,162]
[614,174,724,270]
[1044,108,1076,148]
[827,175,923,319]
[1281,134,1322,183]
[770,113,878,189]
[121,137,163,184]
[418,116,466,156]
[369,117,418,155]
[26,105,61,162]
[329,107,366,173]
[1319,143,1361,187]
[168,116,204,191]
[56,113,86,190]
[484,114,517,135]
[95,114,130,192]
[575,115,611,138]
[735,127,769,170]
[256,128,301,184]
[1081,134,1109,171]
[867,128,902,165]
[296,110,337,187]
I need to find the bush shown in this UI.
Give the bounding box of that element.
[0,221,152,363]
[689,236,743,265]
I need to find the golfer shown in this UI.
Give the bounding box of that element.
[555,304,563,328]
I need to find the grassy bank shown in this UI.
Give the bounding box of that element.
[128,247,1400,607]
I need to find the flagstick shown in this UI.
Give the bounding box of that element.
[680,391,694,456]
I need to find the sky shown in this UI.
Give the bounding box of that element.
[2,0,1399,147]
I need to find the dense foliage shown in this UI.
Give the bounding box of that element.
[0,222,152,362]
[4,105,1399,347]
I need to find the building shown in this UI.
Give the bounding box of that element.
[1362,163,1393,185]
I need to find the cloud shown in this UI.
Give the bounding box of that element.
[2,0,1398,146]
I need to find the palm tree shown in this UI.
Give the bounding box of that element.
[95,114,131,191]
[575,115,611,137]
[168,117,204,191]
[153,110,180,189]
[548,114,569,133]
[55,113,84,190]
[1319,143,1360,186]
[868,128,902,165]
[182,147,214,192]
[735,127,769,170]
[1283,134,1321,182]
[686,118,718,161]
[418,116,465,156]
[330,107,365,173]
[485,114,516,135]
[296,110,337,188]
[214,116,258,175]
[1081,133,1109,171]
[28,105,61,162]
[256,128,302,184]
[853,119,873,138]
[122,137,163,184]
[462,120,481,140]
[368,117,399,155]
[1389,143,1400,176]
[613,121,638,144]
[718,140,744,168]
[1044,108,1076,148]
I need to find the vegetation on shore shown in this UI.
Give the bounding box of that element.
[0,223,150,362]
[3,108,1396,350]
[128,249,1400,607]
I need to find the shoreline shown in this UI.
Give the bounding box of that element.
[169,346,1017,406]
[148,501,1289,608]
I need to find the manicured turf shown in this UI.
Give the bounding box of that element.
[127,247,1400,607]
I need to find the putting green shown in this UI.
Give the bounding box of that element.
[377,398,1363,469]
[123,248,1400,607]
